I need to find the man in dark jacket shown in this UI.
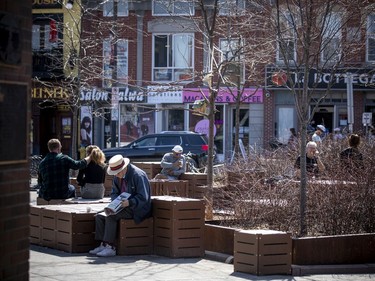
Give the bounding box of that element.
[38,139,90,201]
[89,154,151,257]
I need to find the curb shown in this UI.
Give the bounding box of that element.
[292,263,375,276]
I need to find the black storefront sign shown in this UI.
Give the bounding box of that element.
[266,67,375,90]
[32,0,62,9]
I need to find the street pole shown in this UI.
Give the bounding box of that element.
[347,73,354,134]
[110,1,118,147]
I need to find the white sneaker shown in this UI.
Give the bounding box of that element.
[89,243,105,255]
[96,244,116,257]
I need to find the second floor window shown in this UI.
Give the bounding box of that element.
[321,12,341,63]
[367,14,375,62]
[219,38,244,84]
[103,38,128,88]
[276,11,296,64]
[153,33,194,82]
[103,0,128,17]
[218,0,245,16]
[153,0,194,16]
[32,18,61,51]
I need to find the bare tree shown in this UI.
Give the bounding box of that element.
[256,0,372,235]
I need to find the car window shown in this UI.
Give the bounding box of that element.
[136,137,157,147]
[156,136,181,145]
[186,135,206,145]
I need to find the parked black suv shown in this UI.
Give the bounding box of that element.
[102,131,209,163]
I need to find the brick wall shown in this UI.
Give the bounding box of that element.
[0,1,31,281]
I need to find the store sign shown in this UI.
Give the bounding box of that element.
[80,88,109,101]
[147,85,183,104]
[32,0,62,9]
[80,87,145,103]
[183,88,263,103]
[266,67,375,89]
[32,86,69,99]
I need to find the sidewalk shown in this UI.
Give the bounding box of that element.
[29,185,375,281]
[29,244,374,281]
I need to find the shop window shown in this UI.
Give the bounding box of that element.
[103,0,128,17]
[168,109,184,131]
[152,0,194,16]
[153,33,194,82]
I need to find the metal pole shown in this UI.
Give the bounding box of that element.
[110,1,118,147]
[347,73,354,133]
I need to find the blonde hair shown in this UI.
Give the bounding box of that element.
[89,147,106,166]
[86,145,99,155]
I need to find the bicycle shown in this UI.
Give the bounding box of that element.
[30,155,42,178]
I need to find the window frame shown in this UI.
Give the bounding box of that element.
[219,38,245,84]
[276,11,297,64]
[103,0,128,17]
[152,0,195,16]
[103,38,129,88]
[218,0,245,16]
[366,14,375,62]
[152,33,194,82]
[321,12,342,63]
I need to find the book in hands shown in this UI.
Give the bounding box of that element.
[104,192,131,216]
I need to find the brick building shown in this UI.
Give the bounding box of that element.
[0,1,31,280]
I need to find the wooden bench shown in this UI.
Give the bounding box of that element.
[30,196,206,258]
[117,217,154,255]
[30,204,108,253]
[36,197,111,205]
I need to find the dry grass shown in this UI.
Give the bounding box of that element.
[211,137,375,237]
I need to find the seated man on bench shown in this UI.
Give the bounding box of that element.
[89,155,152,257]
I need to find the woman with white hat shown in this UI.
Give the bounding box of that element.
[89,154,151,257]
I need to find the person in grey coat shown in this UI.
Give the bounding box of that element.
[157,145,186,180]
[89,155,151,257]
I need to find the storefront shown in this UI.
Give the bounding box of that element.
[183,87,264,161]
[266,67,375,142]
[31,83,74,156]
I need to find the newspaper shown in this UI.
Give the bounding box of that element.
[103,192,131,216]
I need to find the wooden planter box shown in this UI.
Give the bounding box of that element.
[233,229,292,275]
[152,196,205,258]
[293,233,375,265]
[30,204,107,253]
[150,180,188,197]
[117,217,154,256]
[133,162,162,179]
[180,173,207,199]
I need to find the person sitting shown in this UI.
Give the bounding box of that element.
[38,139,91,201]
[77,145,107,199]
[340,134,363,171]
[89,154,151,257]
[294,141,325,178]
[154,145,186,180]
